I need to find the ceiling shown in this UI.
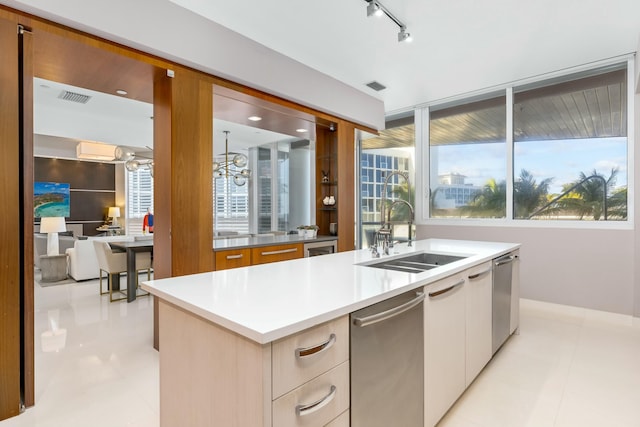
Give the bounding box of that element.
[33,78,308,159]
[167,0,640,113]
[24,0,640,158]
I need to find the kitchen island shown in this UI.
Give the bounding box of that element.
[142,238,520,427]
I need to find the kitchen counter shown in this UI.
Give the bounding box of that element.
[142,238,519,344]
[213,234,337,251]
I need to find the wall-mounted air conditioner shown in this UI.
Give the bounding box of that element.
[76,141,116,161]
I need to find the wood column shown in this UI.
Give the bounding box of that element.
[153,67,214,348]
[0,15,22,421]
[336,121,355,252]
[169,70,214,276]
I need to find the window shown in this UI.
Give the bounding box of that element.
[358,115,415,248]
[424,61,629,223]
[429,96,507,218]
[214,176,249,234]
[513,68,627,220]
[126,168,154,235]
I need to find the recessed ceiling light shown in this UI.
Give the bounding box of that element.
[116,89,128,95]
[296,129,308,133]
[248,116,262,121]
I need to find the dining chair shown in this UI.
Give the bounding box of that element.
[93,241,152,302]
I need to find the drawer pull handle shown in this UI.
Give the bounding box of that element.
[295,334,336,358]
[261,248,298,256]
[226,254,243,260]
[295,385,336,417]
[428,279,465,298]
[468,268,492,280]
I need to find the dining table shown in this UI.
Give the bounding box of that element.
[109,240,154,303]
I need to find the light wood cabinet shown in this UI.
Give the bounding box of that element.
[272,362,350,427]
[272,316,349,398]
[424,273,467,427]
[325,410,350,427]
[465,261,493,387]
[159,300,349,427]
[214,248,251,270]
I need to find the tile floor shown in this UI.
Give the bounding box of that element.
[1,278,639,427]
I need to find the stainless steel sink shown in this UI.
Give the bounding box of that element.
[361,252,467,273]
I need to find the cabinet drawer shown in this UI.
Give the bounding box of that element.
[215,248,251,270]
[251,243,303,265]
[272,362,349,427]
[272,316,349,398]
[325,410,349,427]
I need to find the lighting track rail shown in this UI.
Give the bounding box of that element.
[365,0,412,42]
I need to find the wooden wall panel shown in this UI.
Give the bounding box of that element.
[20,24,35,409]
[336,122,356,252]
[170,69,214,276]
[0,15,22,421]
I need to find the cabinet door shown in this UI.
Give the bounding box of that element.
[424,274,467,427]
[215,248,251,270]
[251,243,303,265]
[465,261,493,386]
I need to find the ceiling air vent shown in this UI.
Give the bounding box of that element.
[365,81,387,91]
[58,90,91,104]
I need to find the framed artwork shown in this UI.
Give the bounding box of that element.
[34,182,70,218]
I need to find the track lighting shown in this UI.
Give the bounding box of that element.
[398,28,412,43]
[367,1,383,17]
[364,0,412,43]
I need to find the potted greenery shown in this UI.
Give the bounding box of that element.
[296,225,306,237]
[303,225,319,238]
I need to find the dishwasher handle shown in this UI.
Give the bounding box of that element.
[353,291,425,328]
[495,254,517,267]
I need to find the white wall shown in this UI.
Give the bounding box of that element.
[417,225,635,316]
[0,0,385,130]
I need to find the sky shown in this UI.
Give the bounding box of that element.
[431,137,627,194]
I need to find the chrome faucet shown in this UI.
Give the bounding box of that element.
[377,171,414,253]
[387,199,414,248]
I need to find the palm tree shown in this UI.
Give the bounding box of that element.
[607,187,628,219]
[558,168,620,220]
[463,178,506,218]
[514,169,553,218]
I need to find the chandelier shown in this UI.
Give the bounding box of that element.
[214,131,251,186]
[114,146,154,177]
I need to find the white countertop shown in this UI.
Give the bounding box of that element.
[142,239,519,344]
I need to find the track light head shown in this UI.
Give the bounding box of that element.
[367,1,383,17]
[398,28,412,43]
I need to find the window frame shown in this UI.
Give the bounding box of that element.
[415,56,634,230]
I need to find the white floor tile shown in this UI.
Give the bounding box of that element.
[2,279,640,427]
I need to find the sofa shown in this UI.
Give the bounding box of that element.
[34,232,76,268]
[66,236,135,281]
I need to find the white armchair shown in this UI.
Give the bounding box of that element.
[66,236,135,281]
[66,239,100,281]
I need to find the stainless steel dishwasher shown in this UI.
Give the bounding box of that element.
[350,289,425,427]
[492,252,518,354]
